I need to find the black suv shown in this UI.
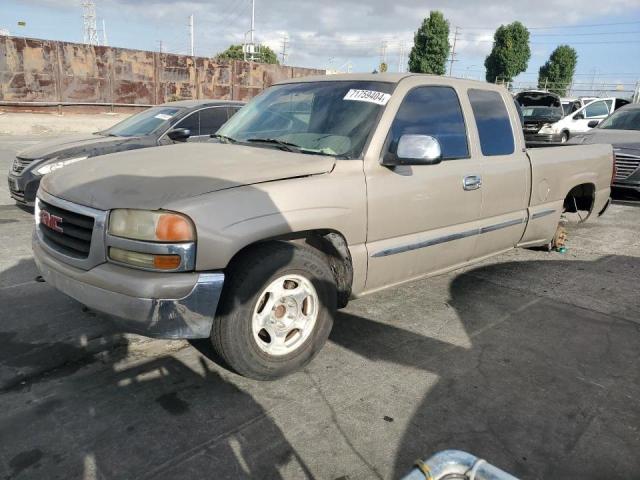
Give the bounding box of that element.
[8,99,244,206]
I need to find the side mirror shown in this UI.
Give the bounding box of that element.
[574,112,584,120]
[167,128,192,142]
[382,134,442,166]
[587,120,599,128]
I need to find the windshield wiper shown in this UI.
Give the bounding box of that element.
[246,138,303,152]
[246,137,351,158]
[210,134,237,144]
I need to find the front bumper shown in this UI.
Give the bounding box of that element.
[8,170,40,206]
[524,132,564,144]
[33,235,224,339]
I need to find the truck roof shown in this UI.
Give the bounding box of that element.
[274,72,503,90]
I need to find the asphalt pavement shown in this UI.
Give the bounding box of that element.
[0,135,639,480]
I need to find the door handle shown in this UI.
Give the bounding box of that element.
[463,175,482,191]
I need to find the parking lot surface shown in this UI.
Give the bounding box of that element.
[1,135,639,479]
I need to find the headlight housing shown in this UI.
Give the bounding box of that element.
[108,209,195,242]
[106,210,196,272]
[36,156,88,175]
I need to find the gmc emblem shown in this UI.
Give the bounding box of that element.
[40,210,63,233]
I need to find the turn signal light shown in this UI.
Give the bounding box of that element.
[156,214,194,242]
[153,254,182,270]
[109,247,182,271]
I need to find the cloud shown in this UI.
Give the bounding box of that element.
[19,0,640,73]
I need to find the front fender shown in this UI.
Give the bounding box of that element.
[164,164,367,271]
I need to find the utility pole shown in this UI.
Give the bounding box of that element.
[250,0,255,45]
[397,41,405,73]
[157,40,163,54]
[379,40,388,71]
[243,0,256,62]
[280,34,288,64]
[448,26,459,76]
[189,14,194,56]
[102,19,108,46]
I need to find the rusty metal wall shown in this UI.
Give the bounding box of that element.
[0,36,325,106]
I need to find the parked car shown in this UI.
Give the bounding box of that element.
[32,74,613,380]
[515,90,565,143]
[568,103,640,194]
[7,99,244,206]
[536,97,630,143]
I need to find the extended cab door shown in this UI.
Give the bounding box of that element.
[364,81,483,292]
[466,88,530,259]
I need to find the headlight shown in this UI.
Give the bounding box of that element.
[108,209,195,242]
[36,156,88,175]
[538,124,557,134]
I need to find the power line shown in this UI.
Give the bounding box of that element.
[448,26,460,76]
[528,30,640,37]
[461,20,640,30]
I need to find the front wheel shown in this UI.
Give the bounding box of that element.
[211,241,336,380]
[560,132,569,143]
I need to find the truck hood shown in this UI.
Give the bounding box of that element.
[515,91,561,108]
[41,142,336,210]
[18,133,146,161]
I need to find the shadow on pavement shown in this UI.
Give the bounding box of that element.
[330,254,640,479]
[2,237,639,478]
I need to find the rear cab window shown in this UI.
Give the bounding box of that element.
[468,89,515,156]
[387,86,469,160]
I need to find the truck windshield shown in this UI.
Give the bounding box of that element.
[217,81,395,158]
[101,107,183,137]
[598,109,640,131]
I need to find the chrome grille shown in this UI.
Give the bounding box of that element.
[11,157,35,175]
[614,152,640,181]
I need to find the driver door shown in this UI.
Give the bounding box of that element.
[364,84,483,292]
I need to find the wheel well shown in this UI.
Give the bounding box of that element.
[228,230,353,309]
[563,183,595,220]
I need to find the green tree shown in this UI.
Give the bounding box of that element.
[215,44,279,64]
[484,21,531,84]
[379,62,388,73]
[537,45,578,96]
[408,11,450,75]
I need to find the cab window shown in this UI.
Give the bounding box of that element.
[199,107,229,135]
[177,112,200,135]
[388,86,469,160]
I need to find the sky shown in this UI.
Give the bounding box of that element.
[2,0,640,96]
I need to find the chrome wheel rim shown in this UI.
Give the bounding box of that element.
[251,274,319,356]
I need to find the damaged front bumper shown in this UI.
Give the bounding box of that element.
[33,235,224,339]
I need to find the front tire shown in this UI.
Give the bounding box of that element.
[560,132,569,143]
[211,241,336,380]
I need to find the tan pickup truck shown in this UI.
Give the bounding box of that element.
[32,74,613,380]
